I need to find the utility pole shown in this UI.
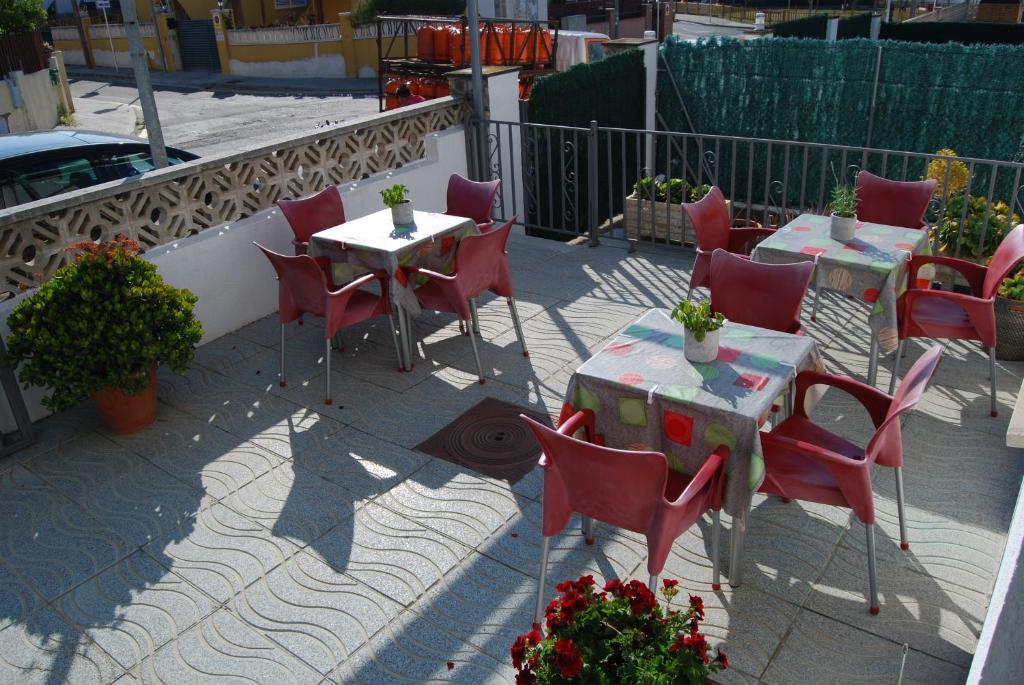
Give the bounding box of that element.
[121,0,168,168]
[466,0,487,180]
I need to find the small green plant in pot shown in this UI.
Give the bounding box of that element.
[380,183,413,225]
[995,268,1024,361]
[829,183,858,241]
[5,236,202,433]
[671,300,725,363]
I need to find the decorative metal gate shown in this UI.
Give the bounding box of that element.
[176,19,220,72]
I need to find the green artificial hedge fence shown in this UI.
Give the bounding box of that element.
[771,14,828,39]
[527,50,646,237]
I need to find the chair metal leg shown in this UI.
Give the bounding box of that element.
[507,297,529,357]
[811,287,821,322]
[387,313,403,371]
[469,297,481,334]
[866,522,880,615]
[466,317,485,384]
[279,324,287,387]
[989,346,998,417]
[581,515,594,545]
[729,507,748,587]
[895,467,909,550]
[534,536,551,630]
[711,509,722,591]
[889,340,906,395]
[324,338,332,405]
[685,281,695,302]
[867,334,880,387]
[648,573,658,592]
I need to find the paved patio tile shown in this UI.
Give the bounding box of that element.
[306,501,471,607]
[0,560,44,632]
[0,465,131,603]
[0,401,102,468]
[230,551,401,675]
[221,460,360,548]
[192,332,268,372]
[54,552,217,670]
[132,608,321,685]
[762,609,968,685]
[0,605,123,685]
[108,408,284,501]
[142,503,302,604]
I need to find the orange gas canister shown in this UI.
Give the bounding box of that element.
[434,25,452,63]
[384,78,400,110]
[416,26,436,61]
[419,79,438,98]
[435,80,450,97]
[449,26,469,67]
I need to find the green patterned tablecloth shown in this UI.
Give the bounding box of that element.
[751,213,930,353]
[563,309,822,517]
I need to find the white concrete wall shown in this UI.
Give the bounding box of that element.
[0,70,60,133]
[228,54,345,79]
[60,49,87,66]
[91,49,133,69]
[0,126,468,424]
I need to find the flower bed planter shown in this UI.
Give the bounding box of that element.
[996,296,1024,361]
[623,193,732,245]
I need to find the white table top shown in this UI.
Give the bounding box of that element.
[310,209,474,254]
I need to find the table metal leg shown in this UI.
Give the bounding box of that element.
[729,506,749,587]
[396,304,411,372]
[403,307,416,370]
[867,333,880,387]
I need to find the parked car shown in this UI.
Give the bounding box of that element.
[0,130,198,209]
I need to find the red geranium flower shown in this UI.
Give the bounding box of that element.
[604,578,625,596]
[554,639,584,678]
[662,579,679,590]
[689,594,705,620]
[515,670,537,685]
[624,580,657,616]
[716,649,729,669]
[510,630,542,670]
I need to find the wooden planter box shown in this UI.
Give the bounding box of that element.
[623,193,731,246]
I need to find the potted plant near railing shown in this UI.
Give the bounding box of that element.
[624,176,732,246]
[511,575,727,684]
[4,236,202,434]
[829,183,858,241]
[996,268,1024,361]
[381,183,414,225]
[672,300,725,364]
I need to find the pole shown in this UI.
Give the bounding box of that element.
[122,0,168,168]
[865,45,883,149]
[614,0,621,38]
[102,7,117,71]
[466,0,487,180]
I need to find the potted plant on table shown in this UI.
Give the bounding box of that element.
[381,183,414,225]
[829,183,858,241]
[511,575,727,684]
[5,236,202,434]
[672,300,725,364]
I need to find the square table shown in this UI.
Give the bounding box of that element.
[751,213,930,385]
[562,309,822,586]
[309,209,477,370]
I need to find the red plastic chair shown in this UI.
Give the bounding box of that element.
[276,186,346,255]
[855,171,937,230]
[891,225,1024,417]
[521,410,729,628]
[682,186,776,300]
[254,243,400,405]
[759,345,943,614]
[406,218,528,383]
[445,173,501,232]
[709,248,814,335]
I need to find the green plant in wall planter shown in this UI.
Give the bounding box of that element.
[936,193,1020,262]
[829,183,858,242]
[4,236,202,433]
[995,267,1024,361]
[381,183,413,225]
[689,183,712,202]
[672,300,725,363]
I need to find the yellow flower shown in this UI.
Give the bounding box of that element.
[926,149,969,196]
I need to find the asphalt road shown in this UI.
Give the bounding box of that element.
[67,78,381,159]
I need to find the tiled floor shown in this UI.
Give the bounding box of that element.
[0,233,1019,684]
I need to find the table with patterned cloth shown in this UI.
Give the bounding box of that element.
[751,213,931,385]
[309,209,477,370]
[561,309,823,586]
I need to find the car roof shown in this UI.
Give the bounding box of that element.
[0,130,158,161]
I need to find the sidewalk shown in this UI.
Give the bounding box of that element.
[66,65,380,96]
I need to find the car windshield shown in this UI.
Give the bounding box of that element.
[8,156,100,204]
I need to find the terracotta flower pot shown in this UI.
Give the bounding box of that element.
[90,364,158,434]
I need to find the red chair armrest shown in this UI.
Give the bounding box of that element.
[404,265,455,283]
[731,218,763,228]
[557,409,596,441]
[292,239,310,255]
[665,446,729,509]
[760,432,868,468]
[908,254,987,295]
[793,370,892,427]
[328,269,381,296]
[728,227,777,253]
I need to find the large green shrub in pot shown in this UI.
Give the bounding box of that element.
[5,236,203,413]
[936,193,1020,262]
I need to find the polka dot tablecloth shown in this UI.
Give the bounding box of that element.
[751,213,931,353]
[562,310,822,518]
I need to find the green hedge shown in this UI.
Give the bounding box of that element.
[838,13,871,39]
[528,50,645,237]
[771,14,828,39]
[880,21,1024,46]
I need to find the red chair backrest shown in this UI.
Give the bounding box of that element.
[276,186,346,245]
[254,243,329,321]
[452,217,516,298]
[521,414,671,536]
[983,225,1024,298]
[855,171,936,229]
[867,345,942,468]
[709,248,814,334]
[446,174,501,225]
[682,186,731,251]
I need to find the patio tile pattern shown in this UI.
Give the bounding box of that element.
[0,233,1020,683]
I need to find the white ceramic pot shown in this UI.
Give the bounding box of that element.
[830,213,857,242]
[684,328,719,364]
[391,201,414,225]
